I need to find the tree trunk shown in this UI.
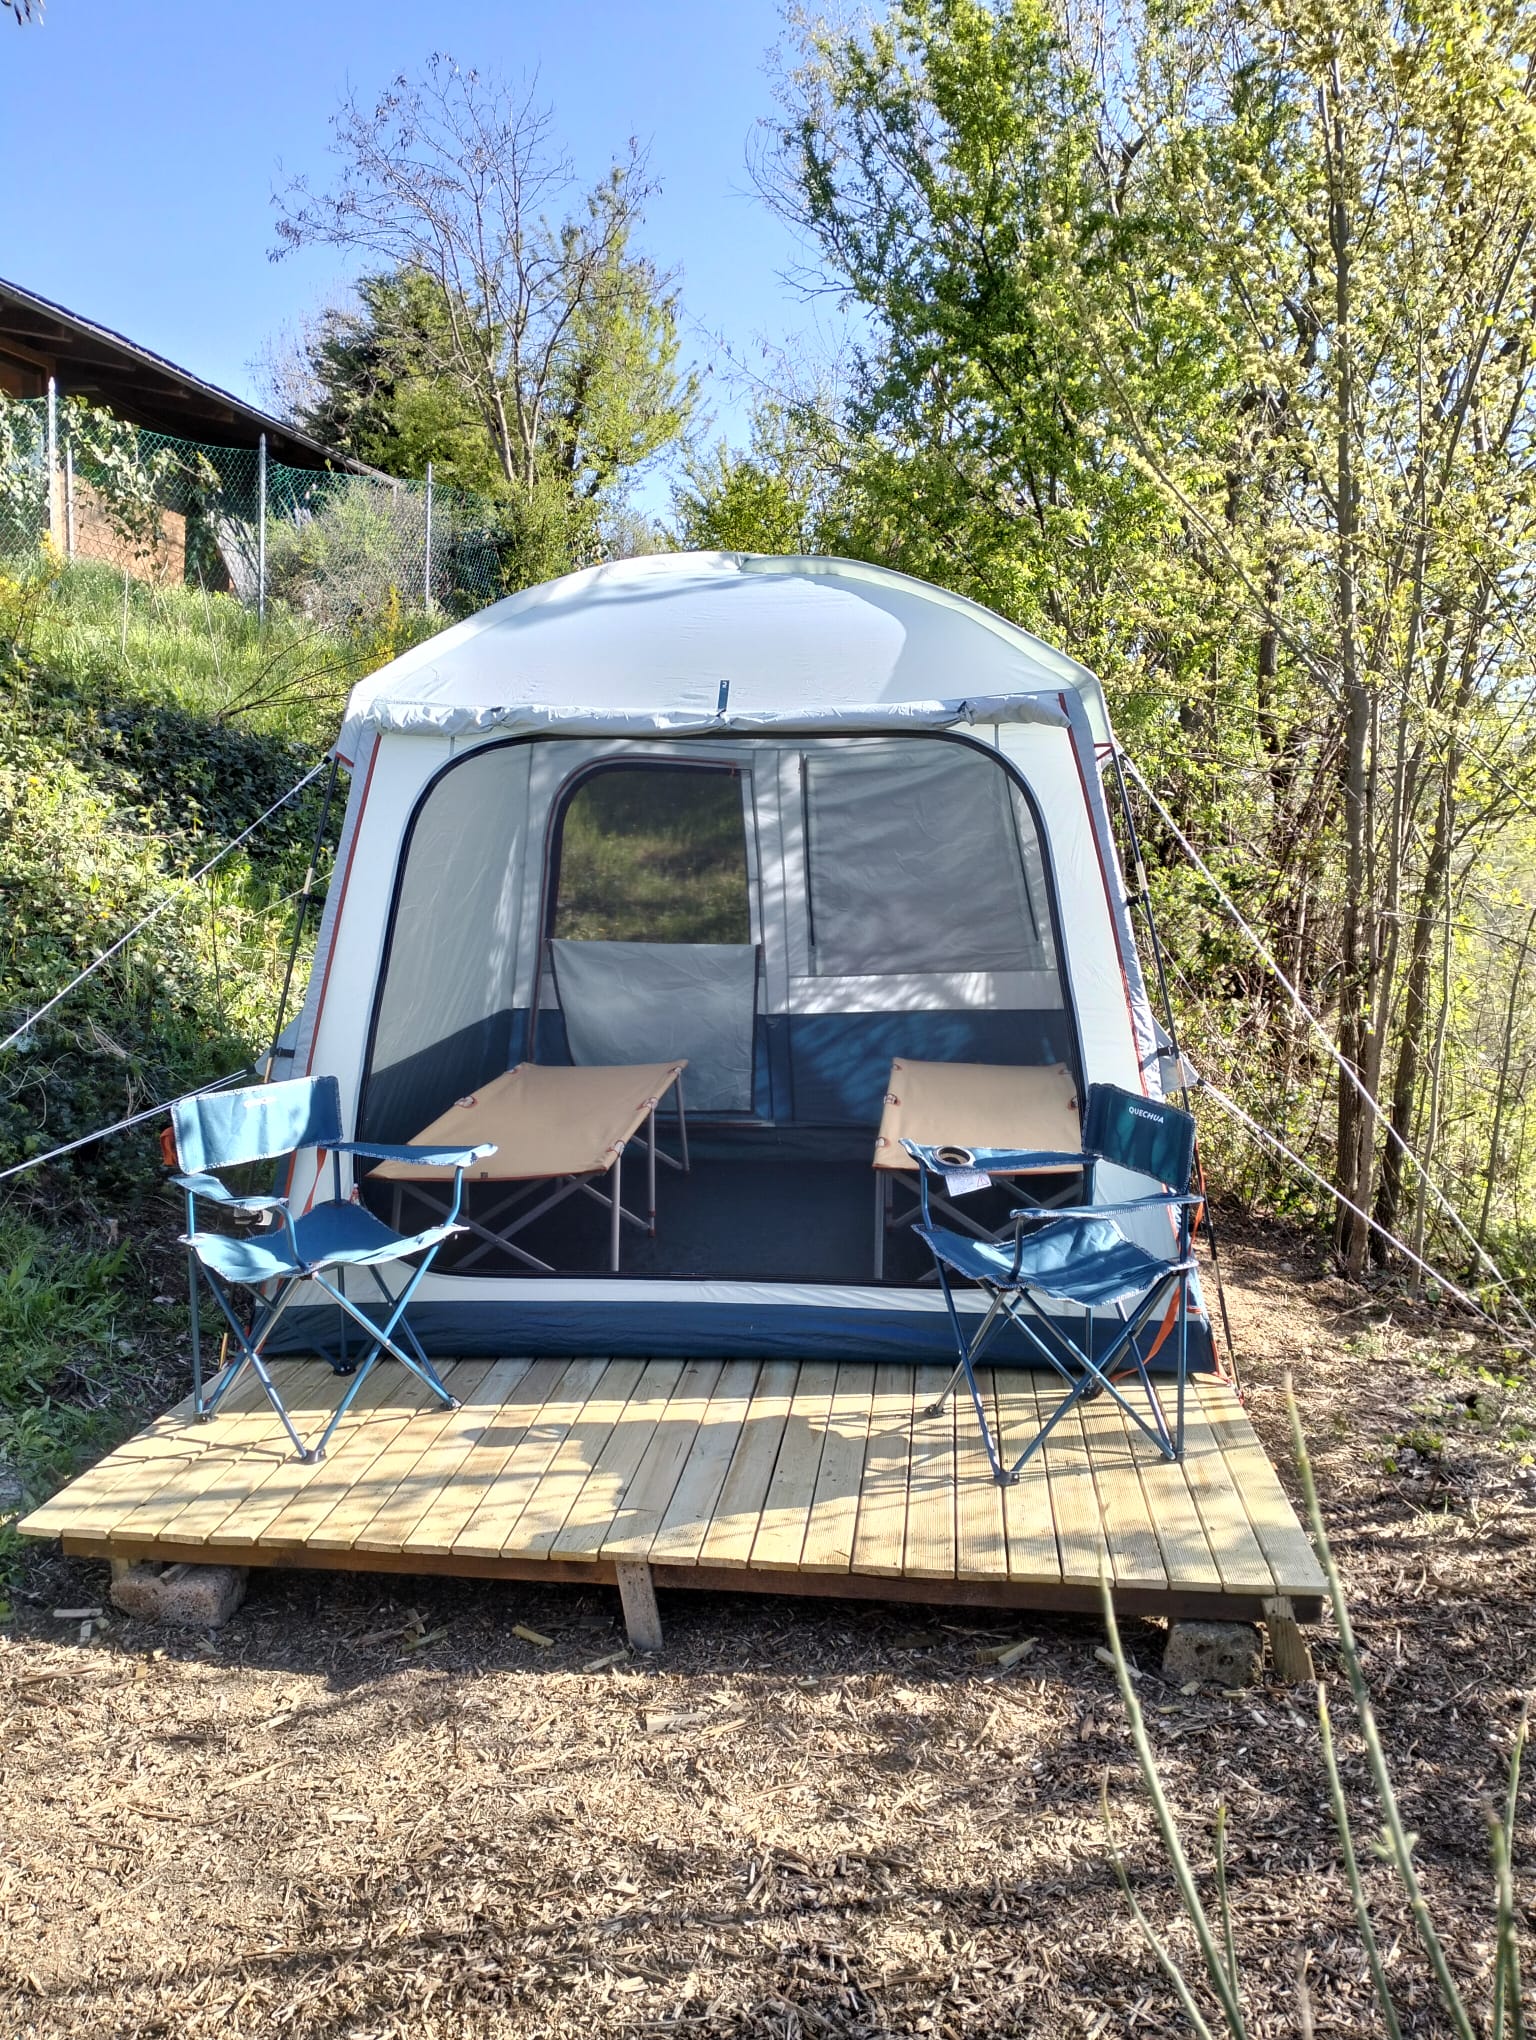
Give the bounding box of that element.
[1373,747,1457,1242]
[1324,68,1373,1275]
[1476,902,1536,1251]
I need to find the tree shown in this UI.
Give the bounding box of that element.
[672,399,845,554]
[767,0,1536,1278]
[273,57,696,576]
[277,269,507,496]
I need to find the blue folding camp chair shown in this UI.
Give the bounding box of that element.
[168,1075,495,1463]
[908,1083,1201,1487]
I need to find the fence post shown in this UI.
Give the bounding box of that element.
[45,376,58,545]
[63,432,75,560]
[257,432,267,626]
[424,459,433,610]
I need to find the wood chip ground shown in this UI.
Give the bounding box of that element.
[2,1227,1532,2037]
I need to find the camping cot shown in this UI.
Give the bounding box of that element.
[267,550,1211,1372]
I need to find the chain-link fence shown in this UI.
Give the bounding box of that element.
[0,394,510,622]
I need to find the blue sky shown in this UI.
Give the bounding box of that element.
[0,1,836,491]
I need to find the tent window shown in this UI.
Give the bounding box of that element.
[552,764,751,944]
[803,740,1056,978]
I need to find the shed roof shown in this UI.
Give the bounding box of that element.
[0,276,366,472]
[338,551,1110,755]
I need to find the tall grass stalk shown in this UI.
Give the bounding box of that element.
[1315,1680,1404,2040]
[1285,1378,1478,2040]
[1099,1382,1528,2036]
[1100,1580,1249,2034]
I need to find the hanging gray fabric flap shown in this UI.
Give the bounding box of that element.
[550,939,758,1114]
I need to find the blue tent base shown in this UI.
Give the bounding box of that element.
[264,1297,1216,1371]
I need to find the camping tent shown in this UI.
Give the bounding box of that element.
[273,550,1209,1367]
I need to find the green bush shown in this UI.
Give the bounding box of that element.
[0,578,333,1194]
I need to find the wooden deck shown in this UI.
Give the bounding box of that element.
[19,1358,1325,1627]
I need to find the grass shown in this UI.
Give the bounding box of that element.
[0,549,429,1534]
[15,553,436,739]
[553,764,751,944]
[0,1207,169,1590]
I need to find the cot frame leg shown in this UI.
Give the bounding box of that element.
[615,1557,663,1652]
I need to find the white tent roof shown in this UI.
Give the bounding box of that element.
[338,551,1110,757]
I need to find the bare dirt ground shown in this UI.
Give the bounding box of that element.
[2,1227,1533,2039]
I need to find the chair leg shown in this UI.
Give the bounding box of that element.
[188,1246,205,1412]
[306,1265,456,1460]
[926,1355,967,1416]
[367,1264,456,1404]
[927,1271,1019,1485]
[196,1275,315,1462]
[926,1288,1005,1415]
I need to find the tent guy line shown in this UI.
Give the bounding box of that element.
[1200,1078,1533,1359]
[1121,753,1536,1335]
[0,759,329,1060]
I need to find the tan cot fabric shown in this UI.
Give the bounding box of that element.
[872,1058,1081,1172]
[371,1061,686,1183]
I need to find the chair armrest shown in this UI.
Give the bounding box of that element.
[1010,1191,1203,1226]
[334,1140,498,1169]
[171,1173,288,1214]
[901,1139,1087,1174]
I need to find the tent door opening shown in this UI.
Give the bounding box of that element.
[357,732,1080,1287]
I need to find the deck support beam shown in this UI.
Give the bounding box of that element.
[615,1557,664,1652]
[1263,1594,1316,1683]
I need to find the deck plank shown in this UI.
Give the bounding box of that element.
[1195,1380,1325,1596]
[17,1379,250,1541]
[140,1364,353,1547]
[28,1368,297,1545]
[954,1372,1009,1581]
[500,1359,652,1559]
[200,1366,413,1549]
[22,1351,1322,1623]
[445,1358,624,1559]
[647,1361,761,1564]
[351,1359,534,1553]
[1038,1380,1111,1586]
[253,1372,448,1548]
[306,1361,501,1553]
[750,1362,839,1571]
[1078,1388,1167,1592]
[903,1367,958,1579]
[697,1360,800,1568]
[849,1364,916,1579]
[1112,1383,1222,1591]
[547,1361,688,1561]
[994,1374,1063,1584]
[1176,1386,1276,1594]
[799,1364,876,1575]
[601,1360,725,1560]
